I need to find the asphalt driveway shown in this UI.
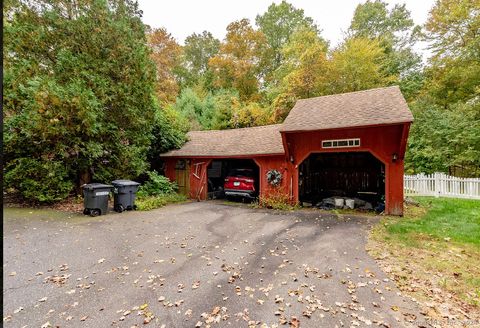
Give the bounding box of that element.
[3,202,428,327]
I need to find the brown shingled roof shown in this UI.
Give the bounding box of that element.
[160,124,285,157]
[280,86,413,132]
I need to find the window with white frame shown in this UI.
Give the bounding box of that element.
[322,138,360,149]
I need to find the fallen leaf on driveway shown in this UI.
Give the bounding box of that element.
[290,316,300,327]
[97,258,105,263]
[14,307,24,314]
[211,306,221,315]
[38,297,48,302]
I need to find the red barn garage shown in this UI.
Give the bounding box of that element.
[161,86,413,215]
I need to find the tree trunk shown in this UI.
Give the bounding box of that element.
[77,170,91,194]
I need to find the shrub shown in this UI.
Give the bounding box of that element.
[137,171,178,197]
[255,190,297,211]
[136,193,187,211]
[4,158,74,203]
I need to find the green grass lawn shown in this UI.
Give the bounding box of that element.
[386,197,480,247]
[368,197,480,319]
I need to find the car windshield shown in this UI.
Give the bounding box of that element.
[228,169,254,177]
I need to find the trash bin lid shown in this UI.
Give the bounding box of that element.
[83,183,113,190]
[111,180,140,186]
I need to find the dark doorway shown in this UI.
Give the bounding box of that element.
[207,159,259,201]
[299,152,385,207]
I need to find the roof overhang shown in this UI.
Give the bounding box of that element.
[279,121,413,134]
[160,152,285,159]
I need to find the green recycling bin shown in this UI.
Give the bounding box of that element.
[82,183,113,217]
[111,180,140,212]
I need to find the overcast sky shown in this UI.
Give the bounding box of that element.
[137,0,435,55]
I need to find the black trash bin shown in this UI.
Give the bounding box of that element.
[111,180,140,212]
[82,183,113,217]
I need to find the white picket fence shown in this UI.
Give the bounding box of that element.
[404,173,480,199]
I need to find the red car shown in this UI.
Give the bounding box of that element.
[224,168,257,199]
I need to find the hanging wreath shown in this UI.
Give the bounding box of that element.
[266,169,282,186]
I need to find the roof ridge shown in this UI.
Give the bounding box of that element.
[296,85,400,103]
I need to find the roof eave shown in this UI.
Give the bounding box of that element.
[279,120,413,133]
[160,152,285,159]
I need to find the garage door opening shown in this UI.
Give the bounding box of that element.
[299,152,385,210]
[207,159,259,201]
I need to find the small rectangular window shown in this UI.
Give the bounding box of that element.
[322,138,361,149]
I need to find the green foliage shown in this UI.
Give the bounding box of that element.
[3,0,160,202]
[136,193,187,211]
[137,171,178,197]
[256,0,319,80]
[349,0,423,100]
[329,37,395,93]
[208,18,268,101]
[276,26,329,97]
[172,88,216,130]
[405,0,480,176]
[178,31,220,88]
[136,171,185,211]
[172,87,272,130]
[148,105,188,171]
[406,100,480,176]
[5,158,74,203]
[425,0,480,58]
[271,31,394,121]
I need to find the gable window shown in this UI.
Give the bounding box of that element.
[322,138,360,149]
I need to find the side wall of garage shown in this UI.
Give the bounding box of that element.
[283,124,409,215]
[254,155,291,201]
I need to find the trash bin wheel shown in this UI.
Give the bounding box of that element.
[90,209,101,217]
[133,205,138,210]
[83,208,90,216]
[114,204,124,213]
